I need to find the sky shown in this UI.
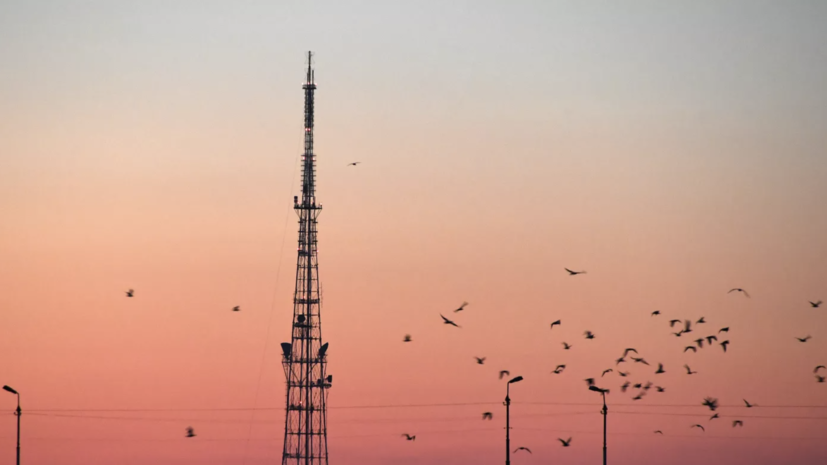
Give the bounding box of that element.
[1,0,826,463]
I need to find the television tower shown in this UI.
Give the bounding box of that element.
[280,51,331,465]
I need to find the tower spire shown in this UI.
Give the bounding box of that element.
[281,51,330,465]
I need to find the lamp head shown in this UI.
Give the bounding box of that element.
[2,386,17,395]
[508,376,523,384]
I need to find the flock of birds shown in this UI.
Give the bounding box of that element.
[123,267,823,444]
[395,269,824,451]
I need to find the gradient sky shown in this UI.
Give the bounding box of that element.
[1,1,827,464]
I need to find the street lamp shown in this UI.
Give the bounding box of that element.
[505,376,523,465]
[3,385,20,465]
[588,385,609,465]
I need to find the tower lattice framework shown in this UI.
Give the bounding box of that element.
[280,51,330,465]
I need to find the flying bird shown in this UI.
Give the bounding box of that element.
[797,335,812,342]
[585,378,595,387]
[616,357,626,365]
[669,319,682,328]
[618,371,630,377]
[454,302,469,313]
[815,366,826,373]
[403,334,412,342]
[702,397,719,411]
[706,335,718,344]
[232,306,240,312]
[719,327,730,333]
[186,427,195,438]
[584,331,595,339]
[621,382,631,393]
[720,340,730,352]
[440,314,460,328]
[126,289,134,298]
[474,357,486,365]
[728,288,750,298]
[632,357,650,366]
[695,338,705,348]
[654,430,663,435]
[683,320,693,333]
[733,420,744,427]
[817,376,825,383]
[499,370,510,380]
[685,364,697,375]
[601,368,613,377]
[482,412,493,420]
[562,342,572,350]
[691,424,705,432]
[743,399,755,408]
[623,348,638,357]
[347,162,361,166]
[643,382,653,391]
[655,363,665,374]
[401,434,416,441]
[651,310,660,316]
[632,392,645,401]
[684,346,698,353]
[809,300,822,308]
[710,413,719,420]
[553,365,566,374]
[656,386,665,393]
[514,447,532,454]
[565,268,586,275]
[550,320,561,329]
[633,383,642,389]
[672,331,684,337]
[558,438,572,447]
[696,317,706,324]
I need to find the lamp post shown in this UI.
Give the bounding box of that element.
[589,385,609,465]
[3,385,20,465]
[505,376,523,465]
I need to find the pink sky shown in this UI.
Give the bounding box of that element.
[2,1,827,464]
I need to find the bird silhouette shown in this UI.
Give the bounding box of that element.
[186,427,195,438]
[347,162,361,166]
[565,268,586,275]
[655,386,665,393]
[652,310,661,316]
[601,368,613,377]
[719,327,730,333]
[616,357,626,365]
[623,348,638,357]
[672,331,684,337]
[232,306,240,312]
[728,288,750,298]
[685,364,697,375]
[684,346,698,353]
[643,381,653,391]
[695,338,705,348]
[454,302,469,313]
[733,420,744,427]
[632,392,645,401]
[817,376,825,383]
[706,335,718,344]
[440,314,460,327]
[474,357,486,365]
[696,317,706,324]
[553,365,566,374]
[670,319,682,328]
[618,371,630,377]
[403,334,412,342]
[584,331,595,339]
[691,424,705,432]
[654,430,663,435]
[743,399,755,408]
[720,340,730,352]
[499,370,510,380]
[710,413,719,420]
[402,434,416,441]
[620,381,631,392]
[585,378,595,387]
[815,366,826,373]
[514,447,532,453]
[632,357,649,366]
[558,438,572,447]
[683,320,693,333]
[562,342,572,350]
[126,289,134,298]
[550,320,561,329]
[655,363,665,374]
[809,300,822,308]
[633,383,642,389]
[482,412,493,420]
[797,335,812,342]
[702,397,719,411]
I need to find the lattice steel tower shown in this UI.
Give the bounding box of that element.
[280,51,331,465]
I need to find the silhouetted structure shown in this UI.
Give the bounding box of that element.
[280,51,331,465]
[3,385,20,465]
[504,376,523,465]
